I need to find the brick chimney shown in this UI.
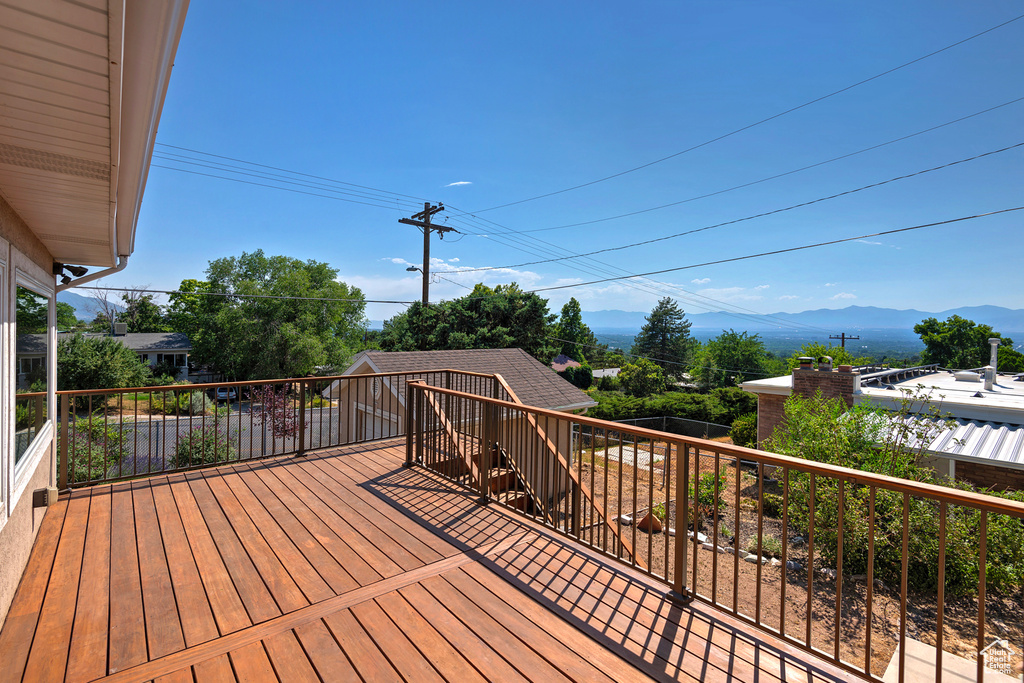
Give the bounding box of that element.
[792,357,859,407]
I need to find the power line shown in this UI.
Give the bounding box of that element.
[513,96,1024,234]
[460,12,1024,215]
[151,164,423,212]
[155,143,428,204]
[451,142,1024,273]
[524,207,1024,293]
[72,285,413,305]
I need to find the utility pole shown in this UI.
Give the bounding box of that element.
[829,332,860,349]
[399,202,453,305]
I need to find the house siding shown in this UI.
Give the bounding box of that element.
[0,194,56,627]
[955,461,1024,491]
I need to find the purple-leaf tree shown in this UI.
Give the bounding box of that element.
[253,383,298,440]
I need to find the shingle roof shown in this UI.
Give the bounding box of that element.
[551,354,581,373]
[357,348,596,411]
[17,332,192,354]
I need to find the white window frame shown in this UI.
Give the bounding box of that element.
[10,256,55,512]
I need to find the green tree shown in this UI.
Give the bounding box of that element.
[785,341,873,372]
[56,302,79,330]
[914,315,1018,370]
[693,330,774,390]
[555,297,590,362]
[57,333,150,392]
[379,283,557,360]
[173,251,367,379]
[631,298,693,378]
[617,357,667,397]
[15,287,48,333]
[118,293,168,333]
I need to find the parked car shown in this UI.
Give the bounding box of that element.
[214,387,237,402]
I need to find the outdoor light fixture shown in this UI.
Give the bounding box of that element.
[406,266,420,272]
[53,262,89,285]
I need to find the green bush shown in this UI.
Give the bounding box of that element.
[747,534,783,557]
[172,423,237,468]
[729,413,757,447]
[767,390,1024,595]
[559,363,593,390]
[150,388,210,415]
[60,416,133,483]
[597,375,620,391]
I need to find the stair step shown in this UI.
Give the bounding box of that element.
[488,468,518,494]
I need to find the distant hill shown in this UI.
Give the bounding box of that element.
[57,290,122,322]
[583,305,1024,337]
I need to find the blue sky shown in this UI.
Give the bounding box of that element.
[92,1,1023,323]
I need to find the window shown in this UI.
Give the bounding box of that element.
[14,286,49,465]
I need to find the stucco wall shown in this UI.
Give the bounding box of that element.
[0,194,56,627]
[0,454,50,625]
[0,195,51,274]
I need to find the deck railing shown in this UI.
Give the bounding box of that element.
[406,380,1024,682]
[55,369,506,488]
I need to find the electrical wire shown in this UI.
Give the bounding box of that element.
[525,207,1024,294]
[451,141,1024,273]
[72,285,412,305]
[513,96,1024,234]
[459,13,1024,215]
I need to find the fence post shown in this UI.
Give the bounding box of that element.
[415,385,424,466]
[297,380,307,456]
[58,394,69,490]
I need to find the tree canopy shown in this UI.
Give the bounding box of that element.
[692,329,779,389]
[379,283,557,360]
[618,357,667,397]
[631,298,693,378]
[118,292,169,333]
[555,298,590,362]
[784,342,873,372]
[57,333,150,392]
[170,251,367,379]
[914,315,1022,370]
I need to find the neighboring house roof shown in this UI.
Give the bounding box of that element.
[346,348,597,411]
[593,368,620,378]
[742,365,1024,469]
[17,333,191,355]
[551,354,581,373]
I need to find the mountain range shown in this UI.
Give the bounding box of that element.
[582,305,1024,336]
[57,291,122,321]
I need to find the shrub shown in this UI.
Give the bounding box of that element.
[559,363,593,390]
[618,358,666,397]
[172,423,237,468]
[60,416,133,483]
[597,375,620,391]
[747,534,783,557]
[729,413,757,447]
[767,389,1024,595]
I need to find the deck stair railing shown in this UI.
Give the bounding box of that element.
[405,380,1024,683]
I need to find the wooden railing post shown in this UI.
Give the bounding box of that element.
[58,393,69,490]
[479,399,493,504]
[297,380,307,456]
[674,442,690,599]
[405,381,420,467]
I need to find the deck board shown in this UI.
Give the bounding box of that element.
[0,439,856,683]
[65,487,110,683]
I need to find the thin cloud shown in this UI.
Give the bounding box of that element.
[754,284,770,291]
[779,295,799,300]
[824,282,838,287]
[831,292,857,300]
[444,181,472,187]
[691,278,711,285]
[448,257,460,262]
[856,239,882,246]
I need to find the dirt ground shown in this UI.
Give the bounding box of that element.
[574,447,1024,679]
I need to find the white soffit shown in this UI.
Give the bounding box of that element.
[0,0,188,268]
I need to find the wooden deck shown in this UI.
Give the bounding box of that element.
[0,440,855,682]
